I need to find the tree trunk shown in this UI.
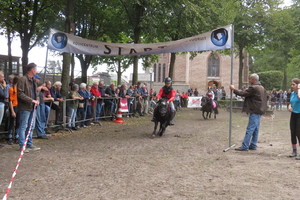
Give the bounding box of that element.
[79,57,88,83]
[81,66,88,83]
[132,56,139,85]
[71,54,75,81]
[77,54,92,83]
[169,53,176,80]
[282,68,287,91]
[238,47,244,89]
[61,53,71,97]
[21,41,30,75]
[117,59,122,86]
[131,3,144,85]
[61,0,74,97]
[7,30,13,76]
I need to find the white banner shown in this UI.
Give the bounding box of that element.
[187,97,202,108]
[47,25,232,56]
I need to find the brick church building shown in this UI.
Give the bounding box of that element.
[149,51,249,96]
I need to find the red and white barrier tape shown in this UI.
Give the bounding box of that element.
[2,108,36,200]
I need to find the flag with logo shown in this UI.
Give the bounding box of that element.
[48,25,232,56]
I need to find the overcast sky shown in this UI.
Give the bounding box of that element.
[0,0,294,77]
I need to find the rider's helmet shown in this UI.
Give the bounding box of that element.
[164,77,172,84]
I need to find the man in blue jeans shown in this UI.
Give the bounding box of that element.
[35,74,49,139]
[17,63,40,152]
[230,73,268,151]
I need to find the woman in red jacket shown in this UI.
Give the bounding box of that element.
[90,82,102,122]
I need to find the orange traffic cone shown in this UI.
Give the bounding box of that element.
[114,107,124,123]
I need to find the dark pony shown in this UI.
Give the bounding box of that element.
[200,96,219,119]
[152,98,171,137]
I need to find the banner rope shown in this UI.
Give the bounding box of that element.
[2,107,37,200]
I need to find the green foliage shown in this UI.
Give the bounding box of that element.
[257,70,283,91]
[141,55,159,70]
[104,56,133,73]
[0,0,64,70]
[144,0,239,79]
[1,0,299,87]
[287,48,300,81]
[249,5,298,90]
[286,2,300,82]
[234,0,281,88]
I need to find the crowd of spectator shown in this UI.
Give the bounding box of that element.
[0,67,166,149]
[1,63,290,150]
[1,67,228,149]
[186,86,227,100]
[269,88,292,111]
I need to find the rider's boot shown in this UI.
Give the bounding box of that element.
[169,111,176,126]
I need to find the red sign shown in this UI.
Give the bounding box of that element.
[119,98,129,112]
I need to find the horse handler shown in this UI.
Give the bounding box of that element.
[151,77,176,125]
[229,73,268,151]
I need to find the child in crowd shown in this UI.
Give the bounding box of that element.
[67,84,83,130]
[8,76,19,144]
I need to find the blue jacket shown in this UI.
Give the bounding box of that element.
[50,86,62,101]
[78,89,90,99]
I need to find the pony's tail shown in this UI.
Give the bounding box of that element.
[215,102,219,114]
[215,107,219,114]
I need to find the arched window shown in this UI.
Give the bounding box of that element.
[162,64,166,82]
[153,64,157,82]
[207,53,220,77]
[158,64,161,82]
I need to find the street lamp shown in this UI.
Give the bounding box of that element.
[149,67,153,89]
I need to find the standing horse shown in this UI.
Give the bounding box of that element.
[200,96,219,119]
[152,98,171,137]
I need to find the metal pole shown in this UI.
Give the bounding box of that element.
[43,47,49,82]
[94,97,97,122]
[224,24,236,152]
[63,100,66,128]
[150,73,152,89]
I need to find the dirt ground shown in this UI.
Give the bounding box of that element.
[0,108,299,200]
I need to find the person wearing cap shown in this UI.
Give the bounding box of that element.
[151,77,176,125]
[17,63,40,152]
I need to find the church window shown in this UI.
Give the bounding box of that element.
[207,53,220,77]
[162,64,166,82]
[153,64,157,82]
[158,64,161,82]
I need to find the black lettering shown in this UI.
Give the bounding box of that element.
[104,45,111,54]
[158,46,167,49]
[144,48,152,52]
[118,47,122,55]
[129,48,137,54]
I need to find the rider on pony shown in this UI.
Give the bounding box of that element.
[206,87,214,100]
[151,77,176,125]
[206,87,217,109]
